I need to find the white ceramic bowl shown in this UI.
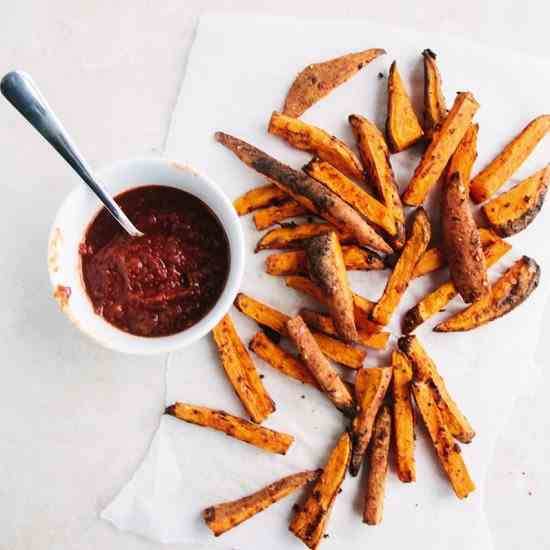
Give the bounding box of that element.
[48,157,245,354]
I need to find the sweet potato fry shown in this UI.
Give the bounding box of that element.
[398,335,475,443]
[299,309,390,351]
[234,183,289,215]
[269,111,365,182]
[253,201,308,230]
[386,61,424,153]
[412,380,475,499]
[212,315,275,423]
[349,367,392,476]
[165,403,294,454]
[287,316,355,415]
[234,293,366,369]
[289,432,351,549]
[447,123,479,186]
[391,350,416,483]
[204,469,320,536]
[482,165,550,237]
[422,49,447,139]
[215,132,392,254]
[402,92,480,206]
[371,208,431,326]
[442,172,489,303]
[470,115,550,204]
[306,232,357,341]
[303,159,397,236]
[363,405,392,524]
[435,256,540,332]
[349,113,406,248]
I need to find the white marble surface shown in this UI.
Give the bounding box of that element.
[0,2,548,549]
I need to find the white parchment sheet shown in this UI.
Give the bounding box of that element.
[102,14,550,549]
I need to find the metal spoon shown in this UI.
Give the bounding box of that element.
[1,70,144,238]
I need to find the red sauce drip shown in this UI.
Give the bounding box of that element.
[80,186,229,337]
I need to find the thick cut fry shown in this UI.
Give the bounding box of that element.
[234,183,289,215]
[269,112,365,182]
[447,123,479,186]
[290,432,351,549]
[306,232,357,341]
[386,61,424,153]
[398,335,475,443]
[442,172,488,303]
[392,351,416,483]
[349,367,392,476]
[234,293,366,369]
[249,332,320,388]
[212,315,275,423]
[402,92,480,206]
[165,403,294,454]
[412,381,475,499]
[422,49,447,139]
[372,208,431,326]
[470,115,550,203]
[363,405,392,524]
[216,132,392,254]
[349,114,405,248]
[253,201,308,230]
[304,159,397,236]
[435,256,540,332]
[483,165,550,237]
[204,469,320,536]
[299,309,390,351]
[287,316,355,415]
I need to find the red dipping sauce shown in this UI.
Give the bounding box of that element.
[80,186,230,337]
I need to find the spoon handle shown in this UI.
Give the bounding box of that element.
[1,71,143,237]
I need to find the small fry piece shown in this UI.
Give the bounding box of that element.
[249,332,320,388]
[392,351,416,483]
[289,432,351,549]
[253,201,308,230]
[442,172,488,303]
[435,256,540,332]
[402,92,480,206]
[306,232,357,341]
[446,123,479,186]
[482,165,550,237]
[165,403,294,454]
[470,115,550,204]
[269,111,365,182]
[372,208,431,326]
[349,367,392,476]
[216,132,392,254]
[422,49,447,139]
[287,316,355,415]
[412,380,475,499]
[234,183,289,215]
[204,469,320,537]
[304,159,397,236]
[363,405,392,524]
[349,113,406,248]
[283,48,386,117]
[398,335,475,443]
[212,315,275,423]
[386,61,424,153]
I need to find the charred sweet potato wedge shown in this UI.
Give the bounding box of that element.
[386,61,424,153]
[446,123,479,186]
[435,256,540,332]
[470,115,550,204]
[482,165,550,237]
[234,183,289,215]
[289,431,351,549]
[349,367,393,476]
[203,469,320,536]
[253,201,308,230]
[402,92,480,206]
[282,48,386,118]
[422,49,447,139]
[165,403,294,454]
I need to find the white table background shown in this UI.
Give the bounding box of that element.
[1,2,548,549]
